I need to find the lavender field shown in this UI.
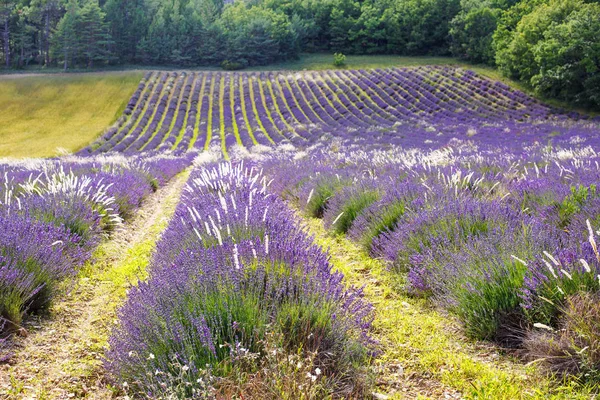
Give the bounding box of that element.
[82,67,600,157]
[2,66,600,399]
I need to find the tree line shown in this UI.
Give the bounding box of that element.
[0,0,598,108]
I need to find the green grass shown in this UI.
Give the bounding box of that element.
[0,72,142,158]
[249,53,463,71]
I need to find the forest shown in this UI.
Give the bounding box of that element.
[0,0,599,108]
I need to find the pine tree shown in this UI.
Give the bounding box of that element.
[79,0,112,67]
[52,0,79,70]
[0,0,15,67]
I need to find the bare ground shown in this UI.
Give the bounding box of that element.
[0,171,190,399]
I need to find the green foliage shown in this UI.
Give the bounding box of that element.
[383,0,462,55]
[221,59,247,70]
[0,0,598,110]
[557,185,597,228]
[530,5,600,108]
[525,292,600,381]
[359,200,407,250]
[330,190,380,235]
[493,0,600,109]
[305,177,350,219]
[332,52,346,67]
[51,0,113,70]
[454,259,526,340]
[450,1,501,64]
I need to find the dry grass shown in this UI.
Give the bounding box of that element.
[0,72,142,159]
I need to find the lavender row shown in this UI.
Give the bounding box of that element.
[0,153,194,334]
[106,161,374,398]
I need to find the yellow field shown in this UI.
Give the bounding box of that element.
[0,72,142,158]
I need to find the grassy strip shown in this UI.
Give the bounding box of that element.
[139,74,180,151]
[238,75,259,146]
[1,170,190,399]
[119,72,160,147]
[229,75,244,147]
[287,76,328,125]
[265,78,302,140]
[128,74,171,150]
[249,77,277,144]
[187,74,207,150]
[218,75,230,159]
[172,74,198,149]
[303,217,595,400]
[204,76,216,150]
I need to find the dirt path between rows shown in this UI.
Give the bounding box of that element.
[0,170,190,399]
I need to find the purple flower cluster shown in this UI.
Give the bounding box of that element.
[80,67,600,157]
[106,161,374,396]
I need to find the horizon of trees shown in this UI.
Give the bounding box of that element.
[0,0,599,108]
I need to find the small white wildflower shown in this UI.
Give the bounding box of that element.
[511,255,528,266]
[182,365,189,372]
[128,351,135,357]
[580,259,592,273]
[311,375,317,382]
[148,353,155,360]
[123,381,129,388]
[560,269,573,280]
[297,361,303,369]
[543,251,560,266]
[332,212,344,225]
[533,323,554,331]
[265,234,269,255]
[315,368,322,376]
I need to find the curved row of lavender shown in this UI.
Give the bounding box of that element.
[0,152,195,336]
[261,137,600,380]
[106,162,375,398]
[78,67,600,157]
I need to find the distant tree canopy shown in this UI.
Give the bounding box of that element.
[0,0,599,108]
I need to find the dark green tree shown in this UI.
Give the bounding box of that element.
[51,0,78,70]
[450,0,500,64]
[531,4,600,108]
[79,0,112,66]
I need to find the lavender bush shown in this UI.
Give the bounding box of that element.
[106,162,375,398]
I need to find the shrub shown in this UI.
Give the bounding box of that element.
[303,175,353,219]
[520,220,600,327]
[0,214,82,328]
[221,59,248,71]
[333,53,346,67]
[524,292,600,380]
[323,185,380,234]
[450,5,500,65]
[349,180,421,252]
